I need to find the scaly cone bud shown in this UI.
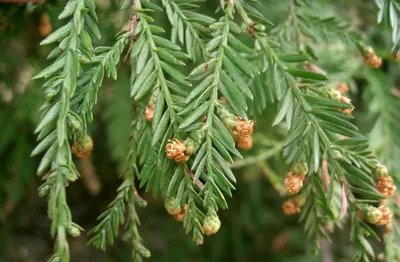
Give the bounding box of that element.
[340,96,354,115]
[218,107,236,129]
[173,204,188,222]
[374,163,389,178]
[71,133,94,158]
[235,118,254,137]
[39,13,52,37]
[336,83,349,94]
[282,198,301,215]
[184,138,197,155]
[365,206,383,224]
[236,135,253,150]
[202,212,221,236]
[164,198,182,216]
[291,161,308,176]
[284,172,304,194]
[363,47,382,68]
[145,90,158,122]
[165,138,189,163]
[375,176,396,198]
[145,106,155,122]
[365,205,393,226]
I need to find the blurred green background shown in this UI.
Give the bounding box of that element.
[0,0,399,261]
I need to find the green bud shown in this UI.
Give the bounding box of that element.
[44,86,59,101]
[365,206,382,224]
[184,138,197,155]
[374,163,389,178]
[38,185,50,197]
[79,56,89,63]
[331,150,342,160]
[329,89,341,101]
[294,194,306,207]
[202,212,221,236]
[164,198,181,215]
[254,24,265,32]
[138,245,151,258]
[291,161,308,176]
[67,114,81,130]
[67,225,81,237]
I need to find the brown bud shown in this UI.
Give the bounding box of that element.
[145,106,154,122]
[375,176,396,198]
[284,172,304,194]
[39,13,52,36]
[166,138,187,163]
[71,134,94,158]
[364,47,382,68]
[375,206,393,226]
[282,198,301,215]
[174,213,185,222]
[173,204,188,222]
[164,198,182,215]
[236,135,253,150]
[202,213,221,236]
[339,96,354,115]
[175,153,190,164]
[336,83,349,94]
[235,118,254,136]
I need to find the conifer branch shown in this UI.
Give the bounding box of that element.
[88,106,149,260]
[72,33,130,128]
[161,0,214,61]
[32,0,101,260]
[376,0,400,54]
[234,0,393,259]
[24,0,399,260]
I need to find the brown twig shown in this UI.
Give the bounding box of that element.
[131,186,145,202]
[339,181,348,220]
[124,0,137,61]
[78,158,101,196]
[390,87,400,99]
[187,169,204,190]
[320,238,334,262]
[321,158,330,192]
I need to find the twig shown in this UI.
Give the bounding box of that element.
[320,238,334,262]
[131,186,145,202]
[390,88,400,99]
[258,162,285,196]
[124,0,137,61]
[339,182,348,220]
[229,142,284,169]
[79,158,101,196]
[187,170,204,190]
[321,158,330,192]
